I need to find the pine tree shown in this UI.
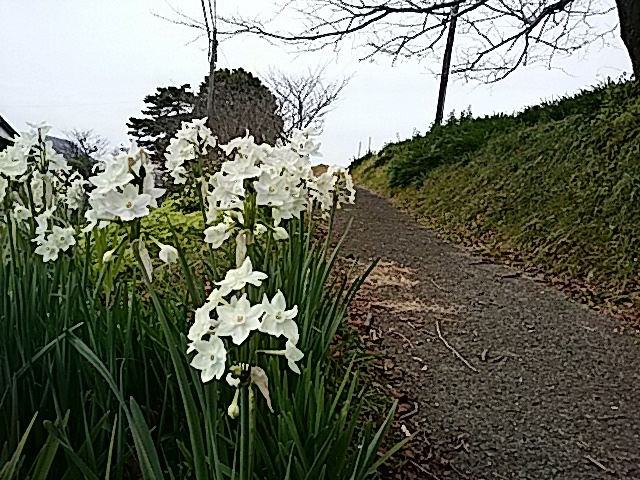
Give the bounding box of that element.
[127,85,196,161]
[127,70,284,163]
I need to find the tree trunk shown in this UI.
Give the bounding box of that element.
[434,3,460,125]
[616,0,640,80]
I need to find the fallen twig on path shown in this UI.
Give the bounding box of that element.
[429,278,447,292]
[597,414,626,421]
[388,328,415,348]
[409,459,443,480]
[499,272,520,279]
[584,455,615,474]
[398,403,419,420]
[435,319,479,373]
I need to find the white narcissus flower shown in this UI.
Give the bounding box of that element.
[88,158,133,194]
[254,170,289,207]
[44,142,70,174]
[142,169,166,208]
[215,257,268,296]
[165,119,216,185]
[220,131,257,156]
[216,293,264,345]
[12,204,31,222]
[0,144,28,178]
[66,174,87,210]
[104,184,152,221]
[204,221,234,248]
[221,155,261,182]
[309,171,336,212]
[29,171,46,209]
[34,207,55,242]
[207,287,226,305]
[190,335,227,383]
[290,128,322,157]
[210,174,245,209]
[272,226,289,240]
[187,300,221,350]
[50,225,76,251]
[34,236,60,263]
[285,340,304,374]
[159,243,178,264]
[259,291,299,342]
[328,165,356,207]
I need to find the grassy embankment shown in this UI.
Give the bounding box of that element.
[350,78,640,320]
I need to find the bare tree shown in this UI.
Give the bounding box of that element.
[262,66,350,138]
[64,129,110,177]
[220,1,626,82]
[65,129,110,158]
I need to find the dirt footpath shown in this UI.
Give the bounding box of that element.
[334,188,640,479]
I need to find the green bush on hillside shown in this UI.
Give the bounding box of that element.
[360,76,640,190]
[387,110,517,187]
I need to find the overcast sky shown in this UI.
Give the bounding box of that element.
[0,0,631,166]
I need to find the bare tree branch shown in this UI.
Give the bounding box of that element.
[262,66,351,139]
[217,0,618,83]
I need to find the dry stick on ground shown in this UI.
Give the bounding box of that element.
[430,277,447,291]
[388,328,415,348]
[435,318,479,372]
[584,455,615,474]
[409,459,443,480]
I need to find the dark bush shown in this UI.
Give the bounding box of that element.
[372,75,639,189]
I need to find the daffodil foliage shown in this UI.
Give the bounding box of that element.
[0,118,356,420]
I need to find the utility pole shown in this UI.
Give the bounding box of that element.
[201,0,217,132]
[206,29,217,132]
[434,2,461,125]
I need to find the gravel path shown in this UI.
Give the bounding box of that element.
[334,188,640,479]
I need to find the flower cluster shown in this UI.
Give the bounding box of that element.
[84,143,164,230]
[188,256,303,384]
[0,123,81,262]
[161,123,355,403]
[203,128,355,257]
[165,118,216,184]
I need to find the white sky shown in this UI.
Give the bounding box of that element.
[0,0,631,166]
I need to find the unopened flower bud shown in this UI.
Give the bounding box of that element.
[227,389,240,419]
